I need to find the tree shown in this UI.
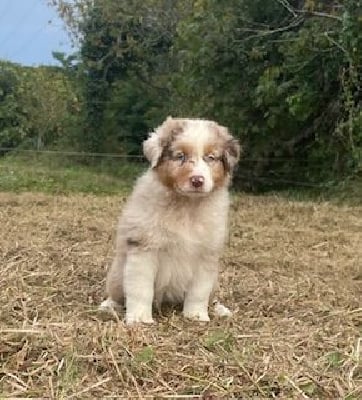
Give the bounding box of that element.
[51,0,183,153]
[0,60,80,150]
[49,0,361,187]
[20,66,81,149]
[172,0,361,186]
[0,61,28,148]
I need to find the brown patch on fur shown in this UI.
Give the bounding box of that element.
[155,160,175,189]
[158,118,186,148]
[155,119,187,168]
[175,142,196,159]
[156,138,199,190]
[211,160,228,189]
[203,130,240,174]
[159,139,197,166]
[156,159,194,190]
[203,139,228,188]
[223,138,240,172]
[208,124,240,173]
[203,141,223,158]
[143,117,187,168]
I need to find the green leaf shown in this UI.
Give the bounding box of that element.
[326,351,344,368]
[134,346,154,364]
[203,330,234,352]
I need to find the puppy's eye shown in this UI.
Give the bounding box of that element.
[204,154,216,162]
[174,152,186,163]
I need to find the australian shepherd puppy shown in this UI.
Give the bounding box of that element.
[100,117,240,324]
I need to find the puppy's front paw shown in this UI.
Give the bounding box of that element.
[126,312,154,325]
[183,309,210,322]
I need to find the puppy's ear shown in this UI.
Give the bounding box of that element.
[215,124,241,172]
[224,137,241,171]
[143,132,162,168]
[143,116,184,168]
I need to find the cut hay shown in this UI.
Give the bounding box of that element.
[0,192,361,398]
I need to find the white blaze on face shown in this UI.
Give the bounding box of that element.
[190,158,213,192]
[181,121,215,193]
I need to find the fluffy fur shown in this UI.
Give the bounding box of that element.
[100,117,240,324]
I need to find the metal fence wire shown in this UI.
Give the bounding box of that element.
[0,146,354,190]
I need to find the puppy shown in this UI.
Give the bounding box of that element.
[100,117,240,324]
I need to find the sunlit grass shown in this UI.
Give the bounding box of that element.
[0,153,145,194]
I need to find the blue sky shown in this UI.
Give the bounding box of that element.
[0,0,74,66]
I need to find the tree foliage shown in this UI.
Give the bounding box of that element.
[172,0,362,185]
[0,61,80,150]
[2,0,362,188]
[69,0,183,151]
[0,62,28,148]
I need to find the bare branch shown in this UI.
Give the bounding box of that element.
[234,16,304,42]
[323,32,348,55]
[296,9,342,22]
[275,0,297,17]
[275,0,343,22]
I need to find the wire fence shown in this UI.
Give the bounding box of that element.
[0,146,347,191]
[0,146,346,165]
[0,147,144,159]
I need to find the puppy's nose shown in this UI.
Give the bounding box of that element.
[190,175,204,188]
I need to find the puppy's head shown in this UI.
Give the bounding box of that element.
[143,116,240,196]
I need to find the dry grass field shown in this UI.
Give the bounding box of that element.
[0,191,361,398]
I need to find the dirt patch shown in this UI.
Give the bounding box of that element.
[0,192,361,398]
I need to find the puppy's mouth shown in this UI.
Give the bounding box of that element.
[175,186,212,197]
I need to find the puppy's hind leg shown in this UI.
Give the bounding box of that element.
[99,253,125,312]
[124,250,158,325]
